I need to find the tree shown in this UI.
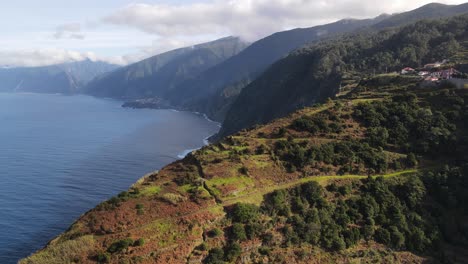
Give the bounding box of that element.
[390,226,406,250]
[368,127,389,148]
[224,242,242,262]
[204,248,225,264]
[363,224,375,241]
[107,238,134,253]
[375,228,391,245]
[230,203,259,223]
[231,223,247,241]
[406,153,418,167]
[402,176,426,208]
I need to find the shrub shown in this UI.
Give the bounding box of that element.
[96,252,110,263]
[131,187,140,195]
[406,153,418,167]
[277,127,287,137]
[375,228,391,245]
[107,238,134,253]
[291,115,329,134]
[196,242,208,251]
[245,223,264,239]
[134,238,145,247]
[238,166,249,175]
[231,223,247,241]
[224,242,242,262]
[208,228,223,238]
[136,204,145,215]
[258,246,271,256]
[204,247,224,264]
[255,144,267,154]
[230,203,259,223]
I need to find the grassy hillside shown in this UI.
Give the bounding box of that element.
[21,75,468,263]
[219,13,468,139]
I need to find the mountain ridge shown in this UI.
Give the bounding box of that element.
[218,11,468,138]
[109,2,468,127]
[0,60,118,94]
[83,37,249,100]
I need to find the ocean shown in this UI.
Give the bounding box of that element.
[0,93,220,263]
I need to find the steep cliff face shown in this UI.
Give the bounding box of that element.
[83,37,249,100]
[21,77,468,264]
[163,17,384,121]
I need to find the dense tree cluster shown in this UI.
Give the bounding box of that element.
[354,93,460,154]
[205,164,467,264]
[298,14,468,78]
[291,114,343,135]
[273,139,407,174]
[211,166,467,263]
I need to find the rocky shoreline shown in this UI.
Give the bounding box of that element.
[122,97,172,110]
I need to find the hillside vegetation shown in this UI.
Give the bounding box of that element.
[163,16,384,121]
[219,13,468,138]
[96,3,468,127]
[22,73,468,263]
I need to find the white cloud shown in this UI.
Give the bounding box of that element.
[102,0,467,42]
[53,23,86,40]
[0,49,128,67]
[3,0,466,68]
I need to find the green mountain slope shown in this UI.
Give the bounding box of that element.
[83,37,248,99]
[219,13,468,138]
[21,72,468,264]
[165,3,468,123]
[163,17,385,121]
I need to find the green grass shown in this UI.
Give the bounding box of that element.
[139,185,161,196]
[221,169,418,206]
[251,156,271,169]
[205,175,255,198]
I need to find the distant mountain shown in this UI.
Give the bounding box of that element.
[0,60,118,94]
[83,37,249,99]
[60,60,120,85]
[218,12,468,138]
[373,2,468,29]
[163,16,387,121]
[163,3,468,122]
[169,2,468,126]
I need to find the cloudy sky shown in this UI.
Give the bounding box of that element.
[1,0,466,67]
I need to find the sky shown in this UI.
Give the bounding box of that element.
[0,0,466,67]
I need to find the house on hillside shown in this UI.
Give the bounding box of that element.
[431,68,460,79]
[418,71,430,76]
[401,67,415,74]
[424,62,443,69]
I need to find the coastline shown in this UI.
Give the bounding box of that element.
[1,92,221,263]
[176,111,221,159]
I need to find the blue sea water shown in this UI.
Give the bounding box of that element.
[0,93,220,263]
